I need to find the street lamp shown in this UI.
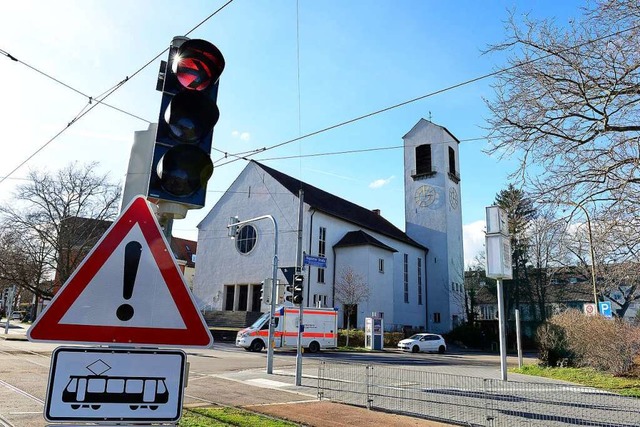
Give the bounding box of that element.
[227,215,279,374]
[563,201,598,308]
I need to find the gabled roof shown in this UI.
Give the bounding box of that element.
[402,118,460,143]
[171,237,197,267]
[253,161,426,250]
[334,230,398,253]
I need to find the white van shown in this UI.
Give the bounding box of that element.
[236,306,338,353]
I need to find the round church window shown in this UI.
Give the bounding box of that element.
[236,225,257,254]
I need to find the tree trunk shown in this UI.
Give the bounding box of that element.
[345,311,352,347]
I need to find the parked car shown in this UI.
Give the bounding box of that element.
[10,311,25,321]
[397,333,446,354]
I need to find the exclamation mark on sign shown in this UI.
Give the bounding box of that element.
[116,241,142,321]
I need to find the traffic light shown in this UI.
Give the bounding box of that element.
[261,278,273,305]
[147,36,225,214]
[228,216,240,238]
[292,274,304,305]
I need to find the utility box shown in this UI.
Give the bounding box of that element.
[365,316,384,350]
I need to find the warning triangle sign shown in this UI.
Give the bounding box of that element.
[28,196,213,348]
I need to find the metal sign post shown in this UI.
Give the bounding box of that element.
[485,206,513,382]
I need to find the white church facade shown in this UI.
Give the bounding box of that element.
[193,119,465,333]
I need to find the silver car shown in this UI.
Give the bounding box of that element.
[397,333,446,354]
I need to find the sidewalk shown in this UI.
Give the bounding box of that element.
[210,368,456,427]
[0,320,29,340]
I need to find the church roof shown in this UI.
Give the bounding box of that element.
[253,161,426,250]
[334,230,398,252]
[402,118,460,143]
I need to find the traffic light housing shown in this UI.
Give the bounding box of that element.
[285,274,304,305]
[260,279,272,305]
[147,36,224,213]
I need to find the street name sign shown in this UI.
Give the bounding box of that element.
[45,347,185,424]
[303,254,327,268]
[28,196,213,348]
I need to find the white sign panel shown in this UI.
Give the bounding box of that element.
[486,234,513,279]
[45,347,186,424]
[486,205,509,235]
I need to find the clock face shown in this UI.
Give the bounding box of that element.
[415,185,437,208]
[449,187,459,209]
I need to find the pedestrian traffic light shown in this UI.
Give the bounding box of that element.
[147,36,225,214]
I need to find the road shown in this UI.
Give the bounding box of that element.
[0,331,532,427]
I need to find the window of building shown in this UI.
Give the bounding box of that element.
[313,294,328,307]
[378,258,384,273]
[415,144,432,176]
[403,254,409,303]
[417,258,423,305]
[434,312,441,323]
[448,146,456,175]
[317,227,326,283]
[235,225,257,254]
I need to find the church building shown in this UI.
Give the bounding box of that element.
[193,119,465,333]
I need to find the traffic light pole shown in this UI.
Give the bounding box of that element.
[227,215,278,374]
[295,190,304,386]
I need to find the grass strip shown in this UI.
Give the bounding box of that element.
[180,406,299,427]
[512,365,640,398]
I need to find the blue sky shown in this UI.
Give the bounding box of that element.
[0,0,583,266]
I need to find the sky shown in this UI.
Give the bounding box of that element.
[0,0,584,268]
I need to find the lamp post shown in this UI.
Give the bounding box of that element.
[227,215,279,374]
[566,202,598,308]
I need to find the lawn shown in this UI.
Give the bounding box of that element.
[512,365,640,398]
[180,407,298,427]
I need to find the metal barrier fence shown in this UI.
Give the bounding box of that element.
[316,361,640,427]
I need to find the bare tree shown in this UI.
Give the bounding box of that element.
[0,162,121,300]
[484,2,640,212]
[526,208,571,320]
[334,266,370,346]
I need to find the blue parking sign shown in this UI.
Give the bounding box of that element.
[598,301,612,318]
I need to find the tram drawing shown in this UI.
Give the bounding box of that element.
[61,374,169,410]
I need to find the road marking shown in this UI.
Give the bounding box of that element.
[0,380,44,405]
[246,378,291,388]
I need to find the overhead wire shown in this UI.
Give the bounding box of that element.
[213,22,640,168]
[0,0,235,185]
[0,48,151,124]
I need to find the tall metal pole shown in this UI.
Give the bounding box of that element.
[227,215,278,374]
[267,217,278,374]
[515,309,523,368]
[4,285,16,334]
[497,278,508,381]
[295,190,305,386]
[579,205,599,308]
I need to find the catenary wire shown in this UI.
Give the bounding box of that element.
[213,22,640,168]
[0,48,151,124]
[0,0,235,185]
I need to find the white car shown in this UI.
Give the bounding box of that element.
[397,333,446,354]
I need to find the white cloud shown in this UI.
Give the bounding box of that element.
[231,130,251,141]
[369,176,394,189]
[463,220,486,268]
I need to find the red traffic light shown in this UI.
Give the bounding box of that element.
[148,37,224,210]
[173,39,225,91]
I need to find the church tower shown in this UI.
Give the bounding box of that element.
[403,119,464,333]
